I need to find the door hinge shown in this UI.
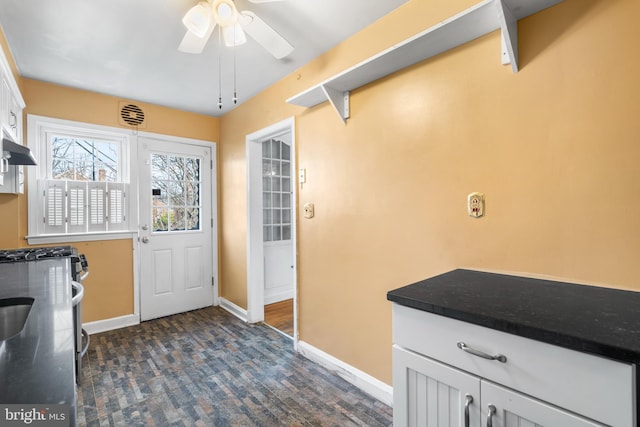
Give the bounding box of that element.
[211,277,215,287]
[211,218,214,227]
[211,159,213,170]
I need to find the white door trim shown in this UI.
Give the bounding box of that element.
[246,117,297,341]
[135,130,219,318]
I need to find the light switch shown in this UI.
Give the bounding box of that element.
[303,202,314,219]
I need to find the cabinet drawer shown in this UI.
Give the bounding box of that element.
[392,304,635,427]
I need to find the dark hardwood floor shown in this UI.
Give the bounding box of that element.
[264,299,294,336]
[77,306,392,426]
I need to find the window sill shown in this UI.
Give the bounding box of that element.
[26,231,138,246]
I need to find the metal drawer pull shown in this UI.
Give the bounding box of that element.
[487,404,496,427]
[457,342,507,363]
[464,394,473,427]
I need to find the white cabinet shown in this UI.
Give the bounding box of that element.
[0,45,26,194]
[7,89,22,142]
[394,346,603,427]
[0,164,24,193]
[394,345,480,426]
[1,75,23,144]
[392,304,635,427]
[0,78,8,133]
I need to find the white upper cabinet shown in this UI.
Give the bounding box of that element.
[0,59,24,143]
[0,41,26,193]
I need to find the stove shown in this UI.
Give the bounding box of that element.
[0,246,88,282]
[0,246,74,262]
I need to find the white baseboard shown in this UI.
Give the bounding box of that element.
[219,297,248,322]
[84,314,140,335]
[297,341,393,406]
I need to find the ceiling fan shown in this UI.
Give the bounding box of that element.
[178,0,294,59]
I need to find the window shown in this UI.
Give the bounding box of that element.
[27,115,133,241]
[262,138,291,242]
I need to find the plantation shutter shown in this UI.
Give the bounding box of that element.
[67,182,87,234]
[37,179,128,234]
[88,183,106,232]
[42,180,66,235]
[108,182,127,231]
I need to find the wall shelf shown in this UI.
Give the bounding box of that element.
[286,0,562,123]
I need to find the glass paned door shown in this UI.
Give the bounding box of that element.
[262,138,291,242]
[139,138,214,322]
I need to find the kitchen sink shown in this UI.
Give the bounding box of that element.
[0,297,34,341]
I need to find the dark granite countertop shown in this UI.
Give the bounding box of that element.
[387,269,640,365]
[0,259,76,421]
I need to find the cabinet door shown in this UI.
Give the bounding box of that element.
[0,77,8,129]
[7,92,20,142]
[481,381,605,427]
[394,345,481,427]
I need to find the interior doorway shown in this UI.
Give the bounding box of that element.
[246,117,297,340]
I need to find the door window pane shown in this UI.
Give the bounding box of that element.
[170,208,186,231]
[186,208,200,231]
[151,153,202,233]
[153,207,169,231]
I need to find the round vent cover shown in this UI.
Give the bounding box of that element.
[120,104,145,126]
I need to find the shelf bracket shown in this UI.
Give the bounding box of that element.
[321,85,350,124]
[497,0,519,73]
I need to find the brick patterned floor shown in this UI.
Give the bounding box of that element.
[77,307,393,426]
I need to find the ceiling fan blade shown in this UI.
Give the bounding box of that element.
[239,11,294,59]
[178,21,217,54]
[247,0,285,3]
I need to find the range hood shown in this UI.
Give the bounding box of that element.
[2,138,37,166]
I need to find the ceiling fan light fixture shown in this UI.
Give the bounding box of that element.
[223,23,247,47]
[182,1,213,38]
[213,0,239,27]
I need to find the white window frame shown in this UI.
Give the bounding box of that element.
[26,114,138,244]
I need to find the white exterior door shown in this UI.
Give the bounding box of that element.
[138,137,215,321]
[262,135,293,304]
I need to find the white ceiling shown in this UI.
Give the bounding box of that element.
[0,0,409,117]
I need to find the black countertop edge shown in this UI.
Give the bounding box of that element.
[387,269,640,365]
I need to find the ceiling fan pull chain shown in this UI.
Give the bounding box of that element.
[218,26,223,110]
[233,31,238,104]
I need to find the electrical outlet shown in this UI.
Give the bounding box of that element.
[468,192,485,218]
[303,202,314,219]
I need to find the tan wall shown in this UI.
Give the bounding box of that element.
[0,74,219,322]
[219,0,640,385]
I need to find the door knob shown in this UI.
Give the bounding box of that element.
[141,237,149,243]
[141,224,149,231]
